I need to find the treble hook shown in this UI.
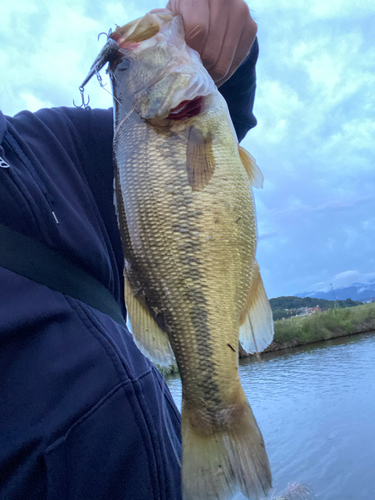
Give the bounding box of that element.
[73,86,91,110]
[98,27,113,41]
[74,36,119,111]
[97,32,108,41]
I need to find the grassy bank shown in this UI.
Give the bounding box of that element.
[157,303,375,373]
[267,302,375,352]
[157,363,179,377]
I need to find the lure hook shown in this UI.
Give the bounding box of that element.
[73,86,91,110]
[97,32,108,41]
[98,27,113,41]
[74,36,119,110]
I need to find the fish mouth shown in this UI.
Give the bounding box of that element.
[167,96,203,121]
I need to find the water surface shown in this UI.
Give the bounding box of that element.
[166,332,375,499]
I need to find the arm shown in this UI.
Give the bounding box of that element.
[219,38,258,142]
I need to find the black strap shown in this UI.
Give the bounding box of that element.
[0,224,126,326]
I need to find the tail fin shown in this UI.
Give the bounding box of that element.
[181,398,272,500]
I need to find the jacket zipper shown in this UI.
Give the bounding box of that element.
[0,155,10,168]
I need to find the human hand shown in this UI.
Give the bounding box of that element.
[165,0,257,86]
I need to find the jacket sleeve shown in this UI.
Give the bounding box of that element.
[219,38,259,142]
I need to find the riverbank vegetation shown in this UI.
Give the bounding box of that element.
[270,302,375,349]
[158,303,375,373]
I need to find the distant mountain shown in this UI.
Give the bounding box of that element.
[296,282,375,302]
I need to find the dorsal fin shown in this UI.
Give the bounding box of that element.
[238,146,263,189]
[239,260,274,353]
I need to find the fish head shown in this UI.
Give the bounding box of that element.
[107,11,216,122]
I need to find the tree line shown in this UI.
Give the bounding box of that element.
[270,296,362,321]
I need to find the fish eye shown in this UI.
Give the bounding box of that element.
[117,58,130,72]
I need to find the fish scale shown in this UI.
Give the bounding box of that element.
[116,110,253,412]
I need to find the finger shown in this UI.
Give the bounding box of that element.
[215,29,256,87]
[168,0,210,55]
[205,22,235,83]
[199,3,228,73]
[215,13,257,86]
[149,8,172,14]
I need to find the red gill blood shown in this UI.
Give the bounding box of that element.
[167,96,203,121]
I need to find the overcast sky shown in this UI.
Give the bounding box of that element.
[1,0,374,298]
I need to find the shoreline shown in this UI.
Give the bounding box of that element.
[159,303,375,375]
[240,321,375,358]
[240,302,375,358]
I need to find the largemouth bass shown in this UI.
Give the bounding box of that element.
[82,11,274,500]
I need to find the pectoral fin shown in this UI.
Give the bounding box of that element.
[186,127,215,191]
[238,146,263,189]
[125,278,175,366]
[239,261,274,353]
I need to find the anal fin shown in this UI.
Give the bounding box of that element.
[239,261,274,353]
[125,278,175,366]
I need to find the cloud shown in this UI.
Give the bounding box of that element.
[266,193,373,217]
[1,0,161,116]
[308,0,375,19]
[305,270,375,293]
[243,0,375,297]
[19,93,54,112]
[333,270,375,286]
[253,0,375,20]
[258,230,278,241]
[1,0,374,299]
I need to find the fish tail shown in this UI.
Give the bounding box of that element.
[181,396,272,500]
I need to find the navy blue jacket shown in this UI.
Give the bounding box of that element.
[0,40,258,500]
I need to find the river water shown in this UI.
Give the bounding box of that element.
[166,332,375,499]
